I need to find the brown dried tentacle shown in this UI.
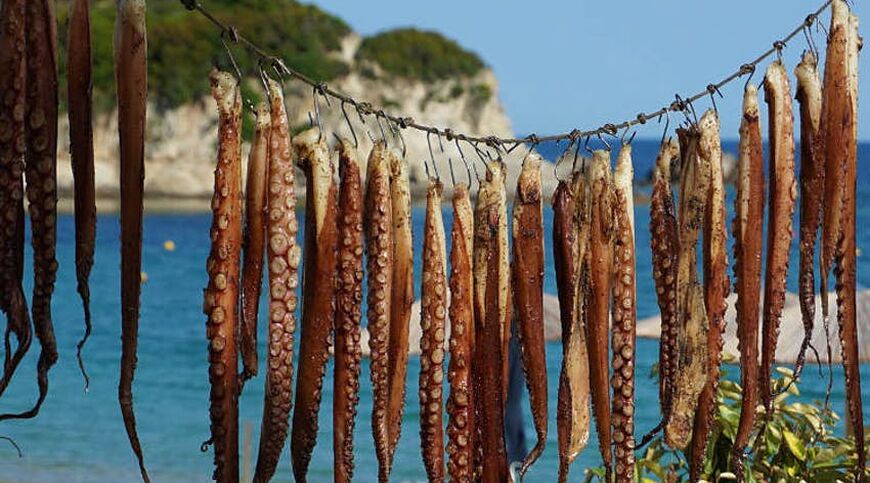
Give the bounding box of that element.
[252,81,299,483]
[239,102,270,384]
[512,155,548,477]
[0,0,32,398]
[446,183,475,483]
[115,2,150,480]
[554,175,590,483]
[586,151,613,480]
[792,51,824,384]
[665,127,709,451]
[365,141,395,483]
[690,110,730,482]
[68,0,97,388]
[419,180,447,483]
[610,144,637,483]
[473,159,509,483]
[290,127,338,482]
[730,85,765,481]
[332,139,364,483]
[202,70,242,483]
[387,151,413,465]
[759,61,796,418]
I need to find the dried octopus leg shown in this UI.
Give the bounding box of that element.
[332,139,363,483]
[68,0,97,387]
[512,155,547,477]
[419,180,447,483]
[473,159,510,483]
[645,139,679,442]
[730,85,765,481]
[290,128,338,482]
[586,151,614,480]
[664,127,709,451]
[792,51,824,384]
[387,151,413,464]
[446,183,475,483]
[0,0,32,398]
[759,61,796,418]
[202,70,242,483]
[239,102,270,384]
[689,109,730,482]
[365,141,395,483]
[834,10,864,480]
[611,144,637,483]
[115,1,150,480]
[252,81,299,483]
[554,174,590,483]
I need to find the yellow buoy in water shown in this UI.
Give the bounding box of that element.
[163,240,176,252]
[141,271,148,284]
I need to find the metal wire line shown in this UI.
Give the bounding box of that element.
[180,0,832,150]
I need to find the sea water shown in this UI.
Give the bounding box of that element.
[0,140,868,482]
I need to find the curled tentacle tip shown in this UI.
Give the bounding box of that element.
[200,439,213,452]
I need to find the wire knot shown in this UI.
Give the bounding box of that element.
[222,26,239,43]
[357,102,373,114]
[602,123,618,136]
[773,40,786,51]
[805,13,817,27]
[315,82,328,95]
[526,133,539,145]
[636,113,647,125]
[569,128,582,141]
[398,117,413,128]
[180,0,196,11]
[739,63,756,76]
[443,128,454,141]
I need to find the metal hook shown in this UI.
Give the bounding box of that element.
[659,111,671,148]
[353,103,375,144]
[454,138,473,186]
[584,135,594,155]
[740,63,757,91]
[597,133,612,152]
[620,125,637,146]
[773,40,786,63]
[707,83,723,115]
[553,139,574,182]
[340,102,359,149]
[426,132,440,182]
[390,121,407,158]
[803,22,819,61]
[311,86,325,142]
[375,113,388,147]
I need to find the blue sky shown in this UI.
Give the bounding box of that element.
[310,0,868,140]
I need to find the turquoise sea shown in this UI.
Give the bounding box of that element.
[0,139,868,482]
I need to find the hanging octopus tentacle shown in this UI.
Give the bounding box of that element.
[387,151,414,466]
[690,110,730,482]
[0,0,32,398]
[203,70,242,483]
[833,7,865,480]
[290,127,338,483]
[446,183,475,483]
[332,138,364,483]
[115,1,150,480]
[365,141,395,483]
[611,144,637,483]
[512,154,547,477]
[665,127,710,451]
[586,150,614,481]
[419,180,447,483]
[68,0,96,388]
[638,139,679,447]
[730,84,765,482]
[473,159,510,483]
[759,61,796,418]
[252,81,299,483]
[239,102,270,384]
[554,174,590,483]
[791,51,824,385]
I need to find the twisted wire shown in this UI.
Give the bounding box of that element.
[180,0,832,150]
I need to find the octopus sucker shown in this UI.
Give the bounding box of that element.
[364,141,395,483]
[648,138,680,433]
[585,150,614,480]
[553,174,590,483]
[689,109,729,482]
[446,183,475,483]
[512,154,547,477]
[239,102,270,384]
[730,84,765,481]
[252,80,299,483]
[115,1,150,480]
[759,61,796,418]
[793,51,824,384]
[203,70,242,483]
[610,144,636,482]
[473,159,509,483]
[68,0,97,388]
[665,127,709,451]
[832,5,864,479]
[419,179,447,482]
[332,138,364,483]
[290,127,338,482]
[0,0,33,398]
[387,150,413,465]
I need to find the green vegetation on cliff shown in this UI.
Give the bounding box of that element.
[356,28,485,82]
